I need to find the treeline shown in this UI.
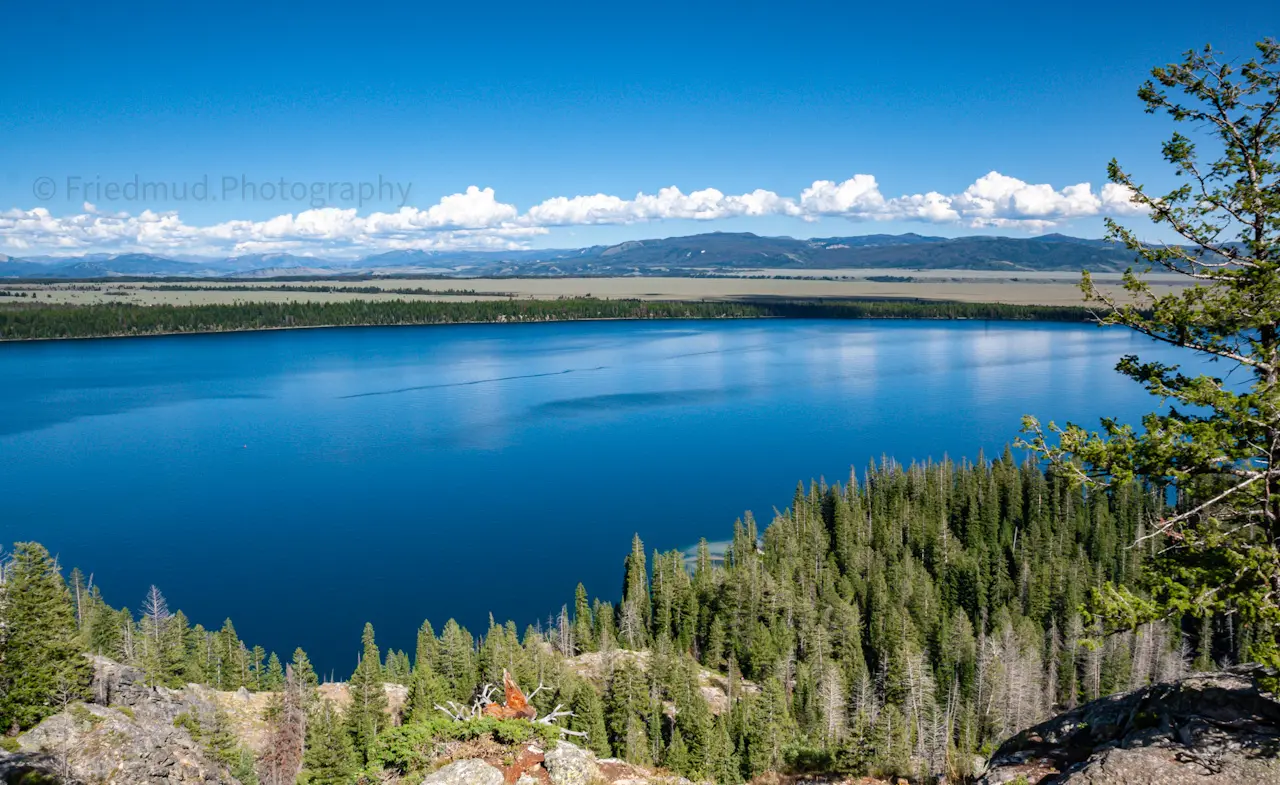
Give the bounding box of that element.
[138,284,490,296]
[0,298,1091,340]
[2,450,1228,782]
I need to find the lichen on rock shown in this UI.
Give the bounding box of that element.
[979,664,1280,784]
[420,757,505,785]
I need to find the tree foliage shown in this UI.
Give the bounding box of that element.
[0,298,1091,341]
[1023,39,1280,666]
[0,543,91,732]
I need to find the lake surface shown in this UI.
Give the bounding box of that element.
[0,319,1189,675]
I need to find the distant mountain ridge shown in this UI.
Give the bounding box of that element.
[0,231,1144,279]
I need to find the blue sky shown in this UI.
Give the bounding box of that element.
[0,1,1274,257]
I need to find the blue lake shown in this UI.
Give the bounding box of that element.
[0,319,1188,675]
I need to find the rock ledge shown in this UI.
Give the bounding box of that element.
[979,664,1280,784]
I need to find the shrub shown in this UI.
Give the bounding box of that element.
[373,717,561,774]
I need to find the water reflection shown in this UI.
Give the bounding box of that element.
[0,319,1188,673]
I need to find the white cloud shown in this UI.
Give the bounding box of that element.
[799,175,887,218]
[954,172,1096,226]
[1,173,1151,256]
[1099,182,1148,215]
[525,186,801,226]
[884,191,960,223]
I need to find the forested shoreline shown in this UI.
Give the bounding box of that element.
[0,298,1093,341]
[1,451,1228,782]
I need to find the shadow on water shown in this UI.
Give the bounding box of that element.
[0,392,268,438]
[420,387,750,449]
[527,388,739,417]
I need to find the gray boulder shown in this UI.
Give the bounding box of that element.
[87,654,219,727]
[15,702,236,784]
[420,758,505,785]
[0,751,68,785]
[544,741,602,785]
[979,664,1280,784]
[0,656,238,785]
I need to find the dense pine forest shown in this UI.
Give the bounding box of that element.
[1,450,1230,782]
[0,298,1091,340]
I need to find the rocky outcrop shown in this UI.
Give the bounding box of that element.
[421,758,505,785]
[4,656,826,785]
[0,657,237,785]
[979,664,1280,784]
[15,702,235,784]
[317,679,409,720]
[565,650,758,715]
[544,741,601,785]
[0,654,421,785]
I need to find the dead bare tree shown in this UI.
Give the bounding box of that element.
[121,612,135,664]
[816,662,846,746]
[258,664,306,785]
[1045,620,1061,710]
[980,619,1048,741]
[1083,620,1103,701]
[1129,623,1157,691]
[556,605,573,656]
[619,600,644,650]
[141,585,170,644]
[51,672,84,783]
[1064,613,1083,709]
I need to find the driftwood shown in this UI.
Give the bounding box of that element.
[483,671,537,720]
[437,669,587,738]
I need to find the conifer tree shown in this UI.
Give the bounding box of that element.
[405,637,448,725]
[250,645,267,690]
[438,619,478,702]
[594,600,617,650]
[665,728,690,776]
[264,652,285,691]
[573,583,596,653]
[302,699,358,785]
[708,714,741,784]
[196,704,258,784]
[0,542,92,732]
[1023,39,1280,667]
[182,623,210,684]
[569,679,611,758]
[346,622,388,763]
[705,616,727,670]
[747,676,795,776]
[214,619,244,689]
[620,535,650,649]
[291,648,319,691]
[160,610,190,687]
[85,586,122,658]
[605,659,650,760]
[384,649,411,685]
[413,619,439,673]
[670,658,713,773]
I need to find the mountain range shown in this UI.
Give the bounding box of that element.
[0,231,1143,279]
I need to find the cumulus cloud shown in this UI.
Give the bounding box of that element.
[525,186,801,226]
[1099,182,1148,215]
[0,187,538,256]
[799,175,888,218]
[1,173,1151,256]
[953,172,1101,227]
